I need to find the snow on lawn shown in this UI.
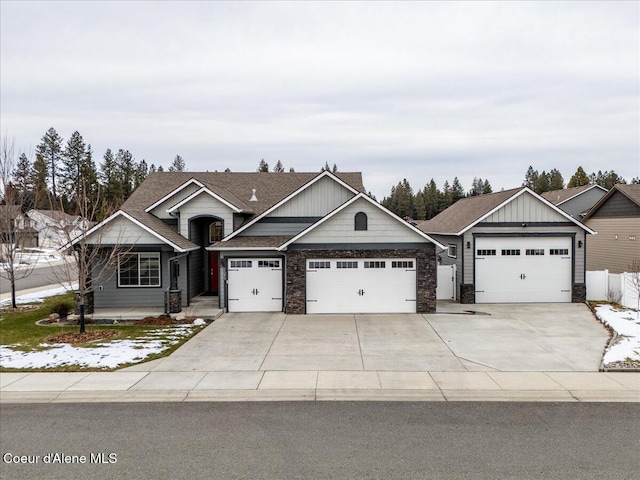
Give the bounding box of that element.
[0,325,201,369]
[0,284,79,306]
[594,305,640,364]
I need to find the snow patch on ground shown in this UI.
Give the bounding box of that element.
[0,284,78,306]
[594,305,640,364]
[0,325,200,369]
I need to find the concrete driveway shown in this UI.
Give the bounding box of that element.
[142,303,609,373]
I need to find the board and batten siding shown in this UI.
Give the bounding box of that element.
[294,198,426,244]
[484,191,568,223]
[462,225,587,285]
[178,193,235,237]
[92,215,164,245]
[93,251,189,308]
[584,217,639,274]
[189,249,205,297]
[266,176,355,218]
[149,183,201,220]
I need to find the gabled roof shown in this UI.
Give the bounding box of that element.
[278,192,446,250]
[418,187,594,236]
[28,209,80,223]
[166,187,244,214]
[540,184,607,206]
[582,184,640,221]
[222,170,363,241]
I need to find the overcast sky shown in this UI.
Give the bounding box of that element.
[1,1,638,199]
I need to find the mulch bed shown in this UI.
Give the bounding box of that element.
[46,330,120,344]
[134,314,199,326]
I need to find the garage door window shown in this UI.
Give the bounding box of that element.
[258,260,280,268]
[477,249,496,256]
[309,261,330,269]
[501,249,520,256]
[230,260,252,268]
[337,261,358,269]
[550,249,569,255]
[526,249,545,256]
[364,261,385,268]
[392,260,414,268]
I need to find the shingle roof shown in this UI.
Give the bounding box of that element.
[540,185,605,205]
[29,209,79,223]
[126,210,199,251]
[122,172,365,220]
[209,236,293,249]
[582,184,640,221]
[417,188,522,235]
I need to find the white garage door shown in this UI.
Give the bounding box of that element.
[475,237,572,303]
[306,258,416,314]
[227,258,283,312]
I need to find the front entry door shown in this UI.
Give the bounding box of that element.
[209,252,219,295]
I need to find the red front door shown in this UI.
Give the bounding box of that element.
[209,252,219,294]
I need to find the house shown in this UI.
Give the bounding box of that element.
[418,187,595,304]
[79,171,443,314]
[541,184,607,220]
[26,210,90,249]
[0,205,38,248]
[582,184,640,274]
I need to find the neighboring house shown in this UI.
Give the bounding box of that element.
[27,209,90,248]
[0,205,38,248]
[79,171,444,314]
[541,184,607,220]
[582,184,640,274]
[418,187,594,304]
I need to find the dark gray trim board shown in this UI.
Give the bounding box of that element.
[287,243,433,250]
[477,222,577,227]
[472,232,578,238]
[258,217,322,223]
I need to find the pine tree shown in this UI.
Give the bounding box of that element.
[424,179,440,219]
[594,170,626,189]
[450,177,465,202]
[482,179,493,194]
[257,159,269,172]
[169,155,186,172]
[332,163,338,173]
[567,166,590,188]
[30,155,49,209]
[12,153,33,208]
[157,165,164,172]
[35,127,63,199]
[273,160,284,173]
[535,171,550,194]
[414,190,427,220]
[149,164,157,174]
[523,166,539,190]
[115,149,136,200]
[548,169,564,190]
[320,161,331,172]
[61,131,92,200]
[134,160,148,188]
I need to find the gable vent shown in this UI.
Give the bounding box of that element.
[249,189,258,202]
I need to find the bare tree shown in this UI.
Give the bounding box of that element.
[628,257,640,318]
[0,136,38,308]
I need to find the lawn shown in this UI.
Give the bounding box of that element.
[0,292,206,372]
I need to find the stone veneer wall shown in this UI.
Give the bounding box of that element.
[572,284,586,303]
[285,247,437,314]
[460,284,475,304]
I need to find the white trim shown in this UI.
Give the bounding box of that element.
[223,171,361,241]
[166,187,242,213]
[457,187,596,236]
[72,210,197,253]
[117,252,161,288]
[278,193,446,250]
[554,184,607,206]
[447,244,457,258]
[144,178,205,212]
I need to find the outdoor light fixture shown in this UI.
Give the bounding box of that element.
[578,240,583,248]
[467,241,471,249]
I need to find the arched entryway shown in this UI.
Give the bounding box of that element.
[189,216,224,296]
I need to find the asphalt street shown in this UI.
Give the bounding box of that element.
[0,261,75,298]
[1,402,638,480]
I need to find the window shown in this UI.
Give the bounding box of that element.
[258,260,280,268]
[501,249,521,256]
[230,260,252,268]
[447,245,457,258]
[308,261,330,269]
[392,261,414,269]
[477,249,496,256]
[550,249,569,256]
[209,221,223,243]
[364,261,385,268]
[526,249,545,256]
[118,253,161,287]
[337,261,358,269]
[354,212,368,231]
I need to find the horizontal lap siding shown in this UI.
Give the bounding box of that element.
[97,216,164,245]
[242,222,315,236]
[179,194,234,237]
[150,183,201,220]
[585,217,639,274]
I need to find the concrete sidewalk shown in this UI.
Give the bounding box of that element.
[1,370,638,403]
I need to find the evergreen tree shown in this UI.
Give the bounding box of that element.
[99,149,120,215]
[548,169,564,190]
[523,166,539,190]
[320,161,331,172]
[134,160,148,188]
[157,165,164,172]
[535,171,550,194]
[35,127,63,198]
[61,131,96,202]
[273,160,284,173]
[631,177,640,184]
[567,166,590,188]
[439,180,452,211]
[593,170,626,189]
[169,154,186,172]
[257,159,269,172]
[424,179,440,219]
[114,149,135,200]
[30,155,49,209]
[149,163,157,174]
[414,189,427,220]
[482,179,493,194]
[332,163,338,173]
[450,177,465,202]
[12,153,33,208]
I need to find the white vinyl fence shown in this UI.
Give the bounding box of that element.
[586,270,639,309]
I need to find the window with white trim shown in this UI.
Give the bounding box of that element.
[354,212,368,231]
[118,253,161,287]
[209,220,224,243]
[447,245,457,258]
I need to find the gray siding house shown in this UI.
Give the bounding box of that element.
[582,184,640,274]
[541,184,607,220]
[418,187,594,304]
[80,171,443,314]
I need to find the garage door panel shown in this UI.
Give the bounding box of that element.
[475,238,572,303]
[306,258,416,314]
[227,258,283,312]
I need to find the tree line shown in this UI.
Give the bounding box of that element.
[382,166,637,221]
[5,127,187,221]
